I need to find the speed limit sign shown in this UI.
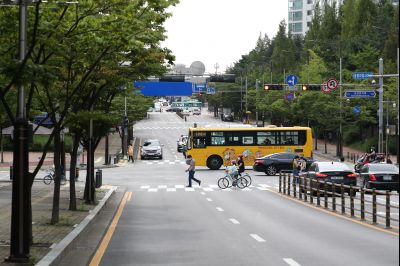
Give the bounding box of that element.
[327,78,339,90]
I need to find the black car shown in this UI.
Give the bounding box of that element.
[357,163,399,191]
[301,161,358,196]
[166,107,183,112]
[222,114,234,122]
[253,152,314,176]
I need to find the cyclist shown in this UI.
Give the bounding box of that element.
[237,154,245,176]
[226,160,239,186]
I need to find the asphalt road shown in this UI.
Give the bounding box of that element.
[94,111,399,266]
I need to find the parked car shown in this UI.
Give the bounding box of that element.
[140,139,163,160]
[177,135,188,152]
[222,114,234,122]
[253,152,314,176]
[301,161,358,196]
[182,109,192,115]
[192,108,201,115]
[357,163,399,192]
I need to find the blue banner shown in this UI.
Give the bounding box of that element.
[133,81,193,96]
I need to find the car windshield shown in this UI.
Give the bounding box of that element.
[368,164,399,172]
[144,141,160,147]
[318,163,351,172]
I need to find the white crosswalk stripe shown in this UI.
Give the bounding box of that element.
[138,184,275,193]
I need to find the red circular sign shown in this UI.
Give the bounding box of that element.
[327,78,339,90]
[321,82,330,93]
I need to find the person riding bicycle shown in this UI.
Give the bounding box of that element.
[237,154,245,176]
[226,160,239,185]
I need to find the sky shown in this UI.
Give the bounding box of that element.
[162,0,288,74]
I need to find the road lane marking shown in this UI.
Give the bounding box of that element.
[203,188,214,192]
[185,187,195,192]
[175,185,184,188]
[283,258,302,266]
[127,192,132,202]
[158,185,167,189]
[216,207,224,212]
[148,188,158,192]
[166,188,176,192]
[229,218,240,224]
[89,192,129,266]
[250,234,266,242]
[206,198,213,202]
[140,185,150,189]
[267,188,399,236]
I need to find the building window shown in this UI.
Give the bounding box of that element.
[307,22,311,28]
[307,0,313,4]
[289,11,303,21]
[290,23,303,33]
[289,0,303,10]
[307,10,312,16]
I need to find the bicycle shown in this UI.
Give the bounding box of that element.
[43,169,66,185]
[218,174,248,189]
[239,172,252,187]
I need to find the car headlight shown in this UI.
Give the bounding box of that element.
[156,150,162,154]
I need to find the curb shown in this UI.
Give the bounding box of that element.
[35,186,118,266]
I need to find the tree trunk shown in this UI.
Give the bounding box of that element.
[324,132,328,154]
[51,125,62,224]
[0,125,3,163]
[69,131,80,211]
[84,138,96,204]
[314,128,318,151]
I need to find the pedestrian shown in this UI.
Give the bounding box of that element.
[292,155,300,177]
[185,155,200,187]
[128,144,134,163]
[298,156,307,172]
[237,154,245,175]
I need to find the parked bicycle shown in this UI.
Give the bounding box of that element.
[218,174,248,189]
[43,169,66,185]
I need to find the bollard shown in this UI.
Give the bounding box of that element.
[95,169,102,188]
[385,191,391,229]
[288,174,291,196]
[304,177,307,202]
[347,152,350,160]
[332,183,336,212]
[353,154,356,164]
[341,183,345,214]
[299,176,303,200]
[10,165,13,180]
[317,180,321,206]
[350,185,354,217]
[310,178,313,204]
[293,174,297,198]
[279,173,282,193]
[372,189,377,224]
[75,167,80,179]
[324,180,328,209]
[361,188,365,220]
[283,173,286,194]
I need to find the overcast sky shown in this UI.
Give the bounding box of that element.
[162,0,288,74]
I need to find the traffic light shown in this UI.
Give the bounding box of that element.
[263,84,283,91]
[210,74,236,83]
[301,84,321,91]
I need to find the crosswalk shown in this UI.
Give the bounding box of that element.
[138,159,186,165]
[139,183,278,193]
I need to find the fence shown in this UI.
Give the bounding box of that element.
[278,171,399,229]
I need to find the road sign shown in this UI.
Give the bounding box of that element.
[321,83,330,93]
[206,87,216,94]
[194,83,207,93]
[285,92,295,101]
[326,78,339,90]
[352,72,373,80]
[286,75,298,86]
[344,90,376,98]
[286,86,298,91]
[353,106,361,115]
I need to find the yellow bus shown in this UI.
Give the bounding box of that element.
[186,126,313,170]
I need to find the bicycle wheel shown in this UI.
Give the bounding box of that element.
[236,177,248,189]
[242,174,252,187]
[218,177,230,189]
[43,175,53,185]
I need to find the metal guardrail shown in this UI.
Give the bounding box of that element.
[278,171,399,229]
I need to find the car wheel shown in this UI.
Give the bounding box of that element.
[266,165,277,176]
[207,155,223,170]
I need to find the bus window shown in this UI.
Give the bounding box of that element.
[211,132,225,145]
[266,131,278,145]
[226,132,241,145]
[242,135,254,145]
[193,138,206,148]
[257,132,268,145]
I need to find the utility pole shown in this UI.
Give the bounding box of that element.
[214,63,220,75]
[339,57,343,158]
[255,80,259,124]
[8,0,30,262]
[378,58,384,153]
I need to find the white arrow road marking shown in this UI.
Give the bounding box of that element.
[216,207,224,212]
[229,218,240,225]
[206,198,213,202]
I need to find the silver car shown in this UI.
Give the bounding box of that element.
[141,139,163,160]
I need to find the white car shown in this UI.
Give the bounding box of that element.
[182,109,191,115]
[192,108,201,115]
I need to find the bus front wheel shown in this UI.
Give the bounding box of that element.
[207,156,223,170]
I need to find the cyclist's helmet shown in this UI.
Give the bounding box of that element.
[231,160,237,165]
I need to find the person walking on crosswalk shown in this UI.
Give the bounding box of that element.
[185,155,201,187]
[128,144,134,163]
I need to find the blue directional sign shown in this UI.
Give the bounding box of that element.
[206,87,216,94]
[286,74,298,86]
[193,83,207,93]
[344,90,376,98]
[352,72,373,79]
[353,106,361,115]
[285,92,295,101]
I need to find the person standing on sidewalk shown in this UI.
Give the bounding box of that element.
[128,144,134,163]
[185,155,201,187]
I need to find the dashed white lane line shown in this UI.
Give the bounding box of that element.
[175,185,184,188]
[158,185,167,189]
[206,198,213,202]
[166,188,176,192]
[283,258,302,266]
[148,188,158,192]
[140,185,150,189]
[216,207,224,212]
[250,234,266,242]
[185,187,195,192]
[229,218,240,225]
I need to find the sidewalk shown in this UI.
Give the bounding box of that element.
[0,179,116,265]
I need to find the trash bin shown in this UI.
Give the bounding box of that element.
[10,166,13,180]
[95,169,102,188]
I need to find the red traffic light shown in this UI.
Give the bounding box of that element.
[263,84,270,91]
